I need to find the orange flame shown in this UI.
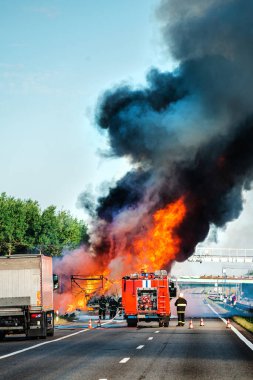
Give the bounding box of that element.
[62,267,123,313]
[66,272,109,313]
[55,197,186,313]
[133,197,186,271]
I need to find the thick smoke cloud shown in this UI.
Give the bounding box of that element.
[92,0,253,263]
[59,0,253,278]
[53,1,253,311]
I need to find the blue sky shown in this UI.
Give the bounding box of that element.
[0,0,171,218]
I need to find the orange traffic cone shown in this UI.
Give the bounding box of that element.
[88,319,93,329]
[200,318,204,326]
[226,319,231,329]
[189,319,193,329]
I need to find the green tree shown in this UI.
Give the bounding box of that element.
[23,199,41,252]
[0,193,26,254]
[0,193,89,256]
[38,206,61,256]
[0,193,14,254]
[58,211,83,248]
[11,197,27,253]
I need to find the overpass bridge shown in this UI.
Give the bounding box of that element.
[187,247,253,264]
[175,275,253,285]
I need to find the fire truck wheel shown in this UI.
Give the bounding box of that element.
[159,321,164,327]
[127,319,137,327]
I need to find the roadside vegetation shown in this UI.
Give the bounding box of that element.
[232,316,253,334]
[0,192,89,256]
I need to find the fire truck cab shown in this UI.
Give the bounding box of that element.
[122,270,177,327]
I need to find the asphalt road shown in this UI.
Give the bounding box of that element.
[0,293,252,380]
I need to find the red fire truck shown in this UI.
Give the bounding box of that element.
[122,270,177,327]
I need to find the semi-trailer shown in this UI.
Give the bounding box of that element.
[0,254,55,339]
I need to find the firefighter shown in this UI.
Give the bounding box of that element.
[109,296,118,319]
[117,296,123,316]
[175,292,187,326]
[98,295,107,320]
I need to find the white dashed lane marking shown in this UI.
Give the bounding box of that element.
[119,357,130,363]
[154,331,159,333]
[148,337,153,340]
[136,345,144,349]
[0,329,89,360]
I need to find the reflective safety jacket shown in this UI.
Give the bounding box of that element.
[175,297,187,313]
[109,298,118,311]
[99,297,107,311]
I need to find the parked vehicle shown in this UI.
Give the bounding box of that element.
[0,254,56,339]
[122,269,177,327]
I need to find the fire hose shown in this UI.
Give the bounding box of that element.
[97,308,125,326]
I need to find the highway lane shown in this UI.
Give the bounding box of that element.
[0,317,252,380]
[171,289,209,319]
[171,288,252,319]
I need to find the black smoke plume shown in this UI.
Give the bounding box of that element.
[88,0,253,264]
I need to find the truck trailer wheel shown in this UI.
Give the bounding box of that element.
[39,312,49,338]
[47,329,54,337]
[46,311,54,337]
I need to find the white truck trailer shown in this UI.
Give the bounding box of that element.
[0,254,55,339]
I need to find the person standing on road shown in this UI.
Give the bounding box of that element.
[109,296,118,319]
[98,295,107,320]
[175,292,187,326]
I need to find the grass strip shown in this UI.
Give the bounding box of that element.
[232,316,253,334]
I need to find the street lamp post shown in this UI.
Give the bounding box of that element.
[222,268,227,299]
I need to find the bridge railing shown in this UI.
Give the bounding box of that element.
[188,247,253,263]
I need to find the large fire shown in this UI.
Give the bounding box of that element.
[55,197,187,313]
[133,197,186,271]
[66,275,110,313]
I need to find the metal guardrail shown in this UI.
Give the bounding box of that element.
[235,302,253,313]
